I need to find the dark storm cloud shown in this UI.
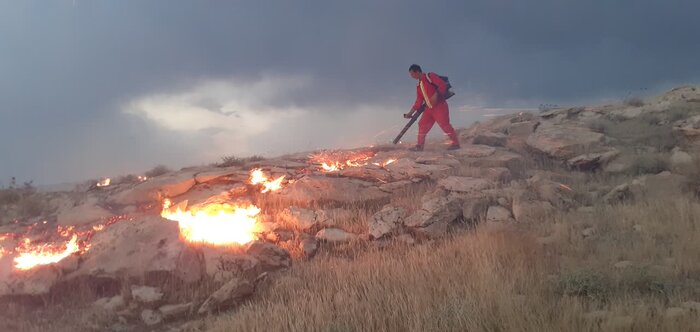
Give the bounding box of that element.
[1,0,699,184]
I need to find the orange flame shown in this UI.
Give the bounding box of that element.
[13,234,81,270]
[96,178,111,187]
[249,169,285,193]
[160,199,260,246]
[373,159,396,168]
[310,150,377,172]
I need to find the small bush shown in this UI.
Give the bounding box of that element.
[588,119,612,134]
[218,155,265,168]
[557,271,610,300]
[616,268,669,297]
[625,97,645,107]
[144,165,171,178]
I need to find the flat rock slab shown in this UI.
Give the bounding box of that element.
[277,175,389,204]
[438,176,493,193]
[452,145,496,158]
[57,200,113,226]
[526,123,605,159]
[460,150,525,169]
[69,216,202,283]
[107,171,198,205]
[193,167,245,184]
[246,159,309,169]
[383,158,452,180]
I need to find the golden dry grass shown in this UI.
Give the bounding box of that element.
[203,190,700,332]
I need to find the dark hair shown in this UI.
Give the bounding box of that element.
[408,64,422,72]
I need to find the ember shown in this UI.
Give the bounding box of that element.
[309,150,377,172]
[13,234,81,270]
[160,199,261,246]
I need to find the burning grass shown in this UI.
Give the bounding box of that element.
[160,199,262,246]
[309,149,377,172]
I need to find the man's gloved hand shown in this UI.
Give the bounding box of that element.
[403,110,414,119]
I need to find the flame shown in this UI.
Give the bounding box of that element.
[262,175,285,193]
[160,199,260,246]
[373,159,396,167]
[249,169,285,193]
[321,162,341,172]
[1,214,132,271]
[137,175,148,182]
[250,169,267,185]
[13,234,81,270]
[96,178,111,187]
[310,150,377,172]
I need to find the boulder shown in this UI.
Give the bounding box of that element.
[315,228,358,243]
[278,207,322,231]
[462,195,491,221]
[201,248,260,282]
[158,303,193,320]
[511,191,555,223]
[526,124,605,159]
[507,120,539,137]
[603,183,631,204]
[369,206,407,239]
[141,309,163,326]
[438,176,492,193]
[299,236,318,258]
[131,285,164,305]
[245,242,291,270]
[473,131,507,147]
[69,216,203,283]
[486,206,514,223]
[95,295,126,312]
[404,195,463,238]
[198,277,255,314]
[567,149,620,171]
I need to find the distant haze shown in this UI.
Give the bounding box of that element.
[2,1,699,185]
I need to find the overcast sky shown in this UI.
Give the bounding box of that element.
[2,1,699,185]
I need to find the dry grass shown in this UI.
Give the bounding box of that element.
[203,189,700,332]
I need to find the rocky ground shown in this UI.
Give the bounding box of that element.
[2,86,700,331]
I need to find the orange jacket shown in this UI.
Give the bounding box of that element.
[412,72,448,110]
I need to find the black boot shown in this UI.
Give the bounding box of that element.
[409,145,424,152]
[446,144,461,151]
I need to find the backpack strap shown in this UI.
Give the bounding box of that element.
[425,72,441,97]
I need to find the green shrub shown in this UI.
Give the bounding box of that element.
[557,271,610,300]
[144,165,171,178]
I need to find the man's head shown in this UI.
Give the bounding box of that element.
[409,64,422,80]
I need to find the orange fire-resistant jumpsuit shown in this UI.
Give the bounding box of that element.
[411,72,459,146]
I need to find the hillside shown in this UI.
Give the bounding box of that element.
[2,86,700,331]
